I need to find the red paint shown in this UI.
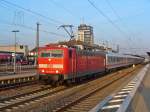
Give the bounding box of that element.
[38,46,106,79]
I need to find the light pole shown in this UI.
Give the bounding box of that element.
[35,22,40,66]
[12,30,19,74]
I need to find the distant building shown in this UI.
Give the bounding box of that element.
[0,45,29,56]
[77,24,94,45]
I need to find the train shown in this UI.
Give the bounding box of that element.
[0,53,12,64]
[0,53,29,65]
[38,44,144,84]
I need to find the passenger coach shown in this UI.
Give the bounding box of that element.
[106,53,144,70]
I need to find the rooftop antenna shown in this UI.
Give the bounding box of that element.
[58,25,75,40]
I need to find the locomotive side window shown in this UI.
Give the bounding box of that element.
[69,49,72,58]
[51,50,63,58]
[51,53,63,57]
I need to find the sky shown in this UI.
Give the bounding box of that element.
[0,0,150,55]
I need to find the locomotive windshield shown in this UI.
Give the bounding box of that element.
[40,50,63,58]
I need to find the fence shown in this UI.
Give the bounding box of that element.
[0,63,37,75]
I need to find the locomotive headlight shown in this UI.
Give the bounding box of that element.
[56,70,59,73]
[42,69,45,73]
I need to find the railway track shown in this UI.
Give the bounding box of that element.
[0,81,37,91]
[3,65,142,112]
[0,85,67,112]
[53,65,142,112]
[0,83,50,99]
[52,67,140,112]
[39,66,142,112]
[0,65,142,112]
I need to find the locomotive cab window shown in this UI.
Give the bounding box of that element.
[41,52,50,57]
[40,50,63,58]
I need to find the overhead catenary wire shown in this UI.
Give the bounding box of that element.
[0,0,11,10]
[105,0,136,44]
[0,0,64,25]
[0,19,65,37]
[0,1,65,37]
[0,2,66,49]
[105,0,122,23]
[49,0,75,18]
[87,0,135,52]
[49,0,81,38]
[87,0,127,36]
[0,2,60,30]
[105,0,147,54]
[0,3,56,28]
[104,0,135,50]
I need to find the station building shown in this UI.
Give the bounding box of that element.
[0,45,29,56]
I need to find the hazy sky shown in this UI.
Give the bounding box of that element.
[0,0,150,54]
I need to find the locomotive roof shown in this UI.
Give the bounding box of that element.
[46,40,107,51]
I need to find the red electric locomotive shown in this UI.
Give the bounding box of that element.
[38,45,106,83]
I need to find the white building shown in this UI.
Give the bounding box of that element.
[77,24,94,45]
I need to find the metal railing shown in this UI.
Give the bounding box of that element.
[0,63,37,75]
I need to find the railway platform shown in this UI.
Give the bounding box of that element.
[127,64,150,112]
[0,64,37,86]
[89,64,150,112]
[0,72,38,87]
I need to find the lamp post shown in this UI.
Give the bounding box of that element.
[35,22,40,66]
[12,30,19,74]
